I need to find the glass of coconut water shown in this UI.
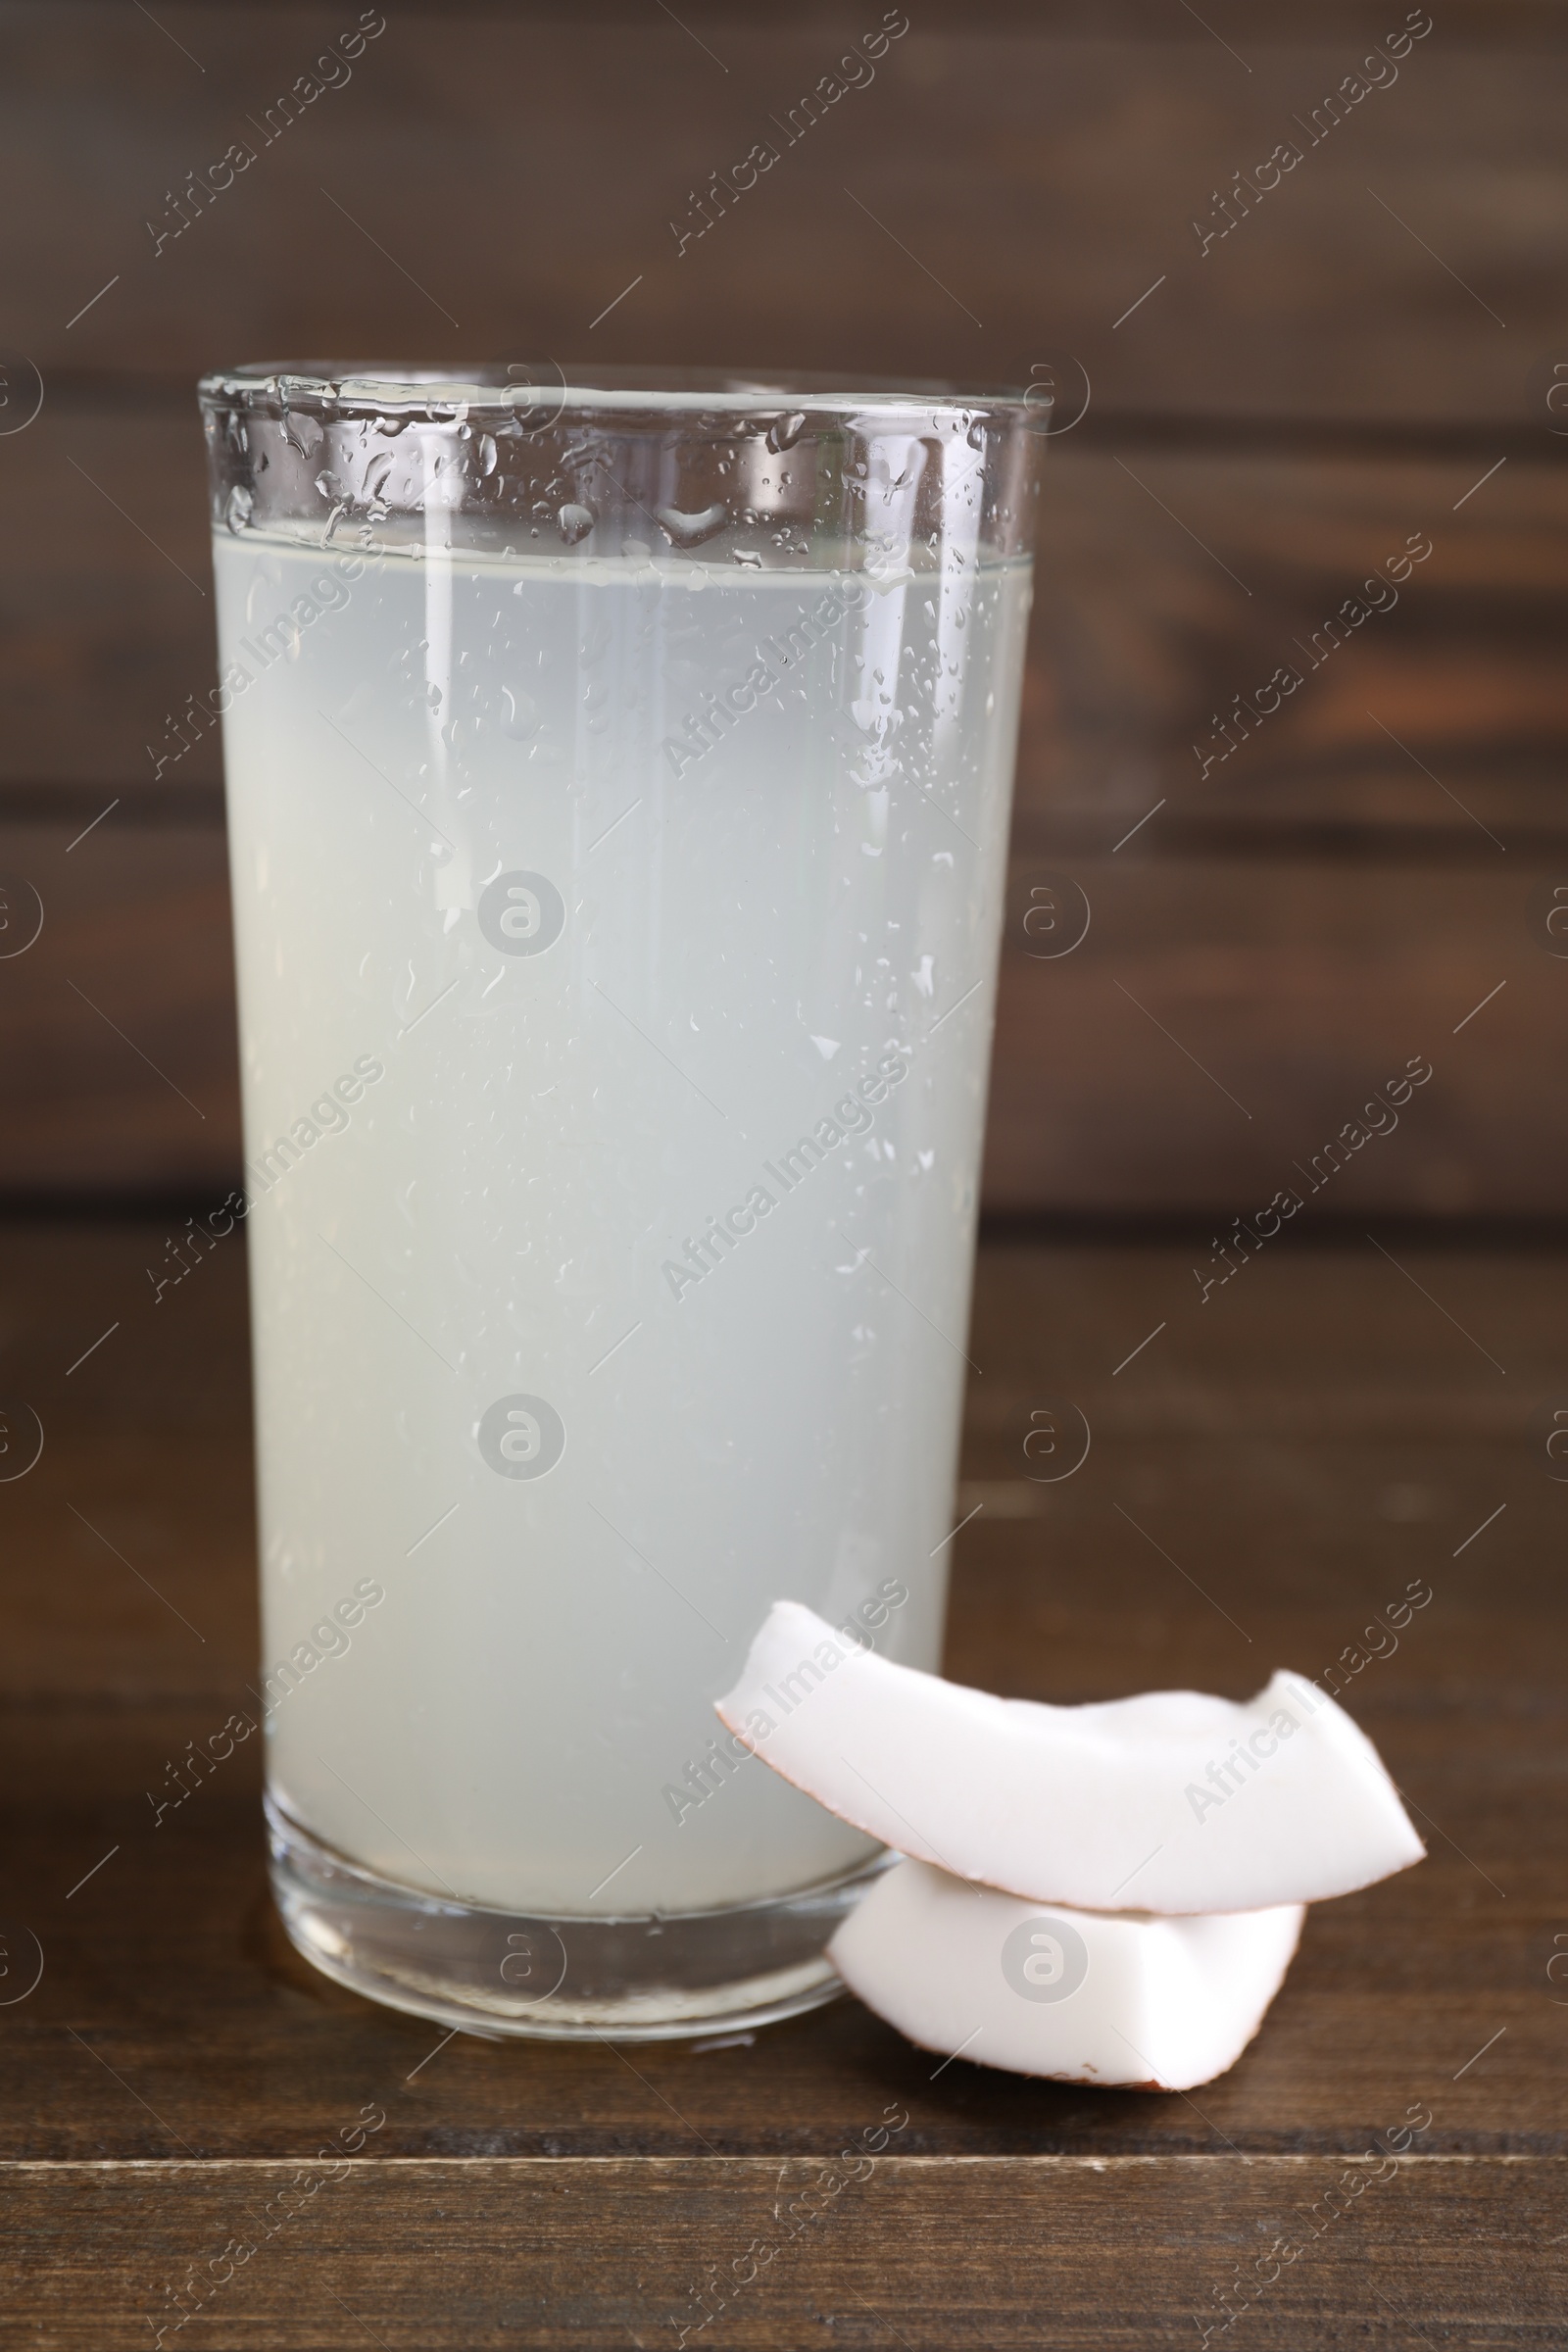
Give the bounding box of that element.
[199,364,1038,2036]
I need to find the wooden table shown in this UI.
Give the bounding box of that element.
[1,1217,1560,2346]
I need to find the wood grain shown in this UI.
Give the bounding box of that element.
[1023,445,1568,850]
[1,0,1560,2331]
[0,818,238,1195]
[1,5,1560,425]
[2,1223,1561,2149]
[3,2157,1562,2349]
[5,424,1567,1209]
[0,1223,1560,2342]
[3,0,1566,1212]
[9,809,1568,1208]
[8,411,1567,850]
[0,1220,1560,2341]
[985,853,1568,1215]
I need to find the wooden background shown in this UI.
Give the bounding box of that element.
[3,0,1567,1214]
[3,13,1566,2343]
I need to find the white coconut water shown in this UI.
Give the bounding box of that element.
[213,527,1029,1915]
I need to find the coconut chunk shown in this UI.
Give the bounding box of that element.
[830,1857,1304,2088]
[715,1601,1423,1914]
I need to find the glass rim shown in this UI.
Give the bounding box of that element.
[197,360,1034,422]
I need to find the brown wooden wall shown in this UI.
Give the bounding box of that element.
[3,0,1566,1211]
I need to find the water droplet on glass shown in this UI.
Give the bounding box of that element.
[224,484,254,534]
[283,412,322,461]
[655,502,727,550]
[731,547,763,568]
[767,413,807,454]
[558,502,595,545]
[478,433,498,476]
[501,686,539,741]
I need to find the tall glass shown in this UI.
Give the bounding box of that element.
[199,365,1038,2036]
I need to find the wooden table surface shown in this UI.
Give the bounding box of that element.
[1,1215,1561,2347]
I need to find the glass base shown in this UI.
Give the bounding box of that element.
[267,1796,886,2040]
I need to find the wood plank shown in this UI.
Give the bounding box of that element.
[985,854,1568,1215]
[0,412,215,791]
[6,1697,1557,2158]
[6,410,1565,855]
[10,812,1568,1209]
[1,2156,1561,2349]
[2,6,1561,425]
[1022,444,1568,852]
[32,0,1568,31]
[1,1223,1561,2166]
[0,819,238,1194]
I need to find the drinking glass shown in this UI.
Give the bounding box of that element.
[199,363,1038,2035]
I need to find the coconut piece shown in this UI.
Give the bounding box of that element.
[715,1601,1422,1914]
[830,1856,1304,2088]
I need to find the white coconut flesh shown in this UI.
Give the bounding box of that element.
[714,1601,1423,1915]
[829,1858,1305,2090]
